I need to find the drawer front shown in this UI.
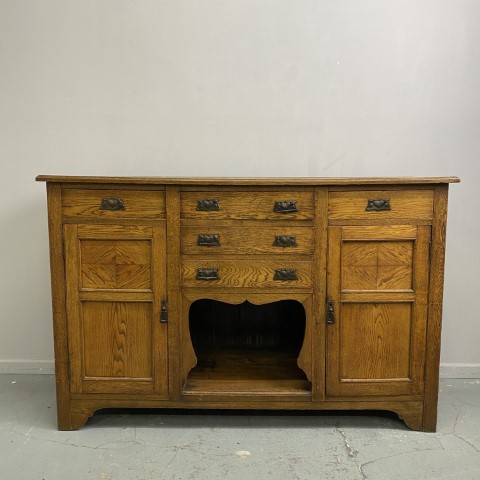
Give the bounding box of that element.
[62,189,165,219]
[328,190,433,221]
[181,226,314,255]
[181,191,314,220]
[182,259,313,288]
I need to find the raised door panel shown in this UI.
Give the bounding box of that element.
[65,224,168,395]
[341,241,414,291]
[326,225,430,397]
[82,302,152,378]
[80,239,152,290]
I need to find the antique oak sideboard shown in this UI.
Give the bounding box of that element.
[36,175,459,431]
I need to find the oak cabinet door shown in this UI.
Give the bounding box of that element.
[326,225,430,397]
[64,224,168,396]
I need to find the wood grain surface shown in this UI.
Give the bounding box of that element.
[329,190,434,221]
[37,175,460,185]
[181,258,313,288]
[181,191,315,220]
[326,223,431,397]
[181,225,314,255]
[62,188,165,219]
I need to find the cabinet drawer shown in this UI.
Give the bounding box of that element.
[328,190,433,221]
[62,189,165,219]
[181,259,313,288]
[181,226,314,255]
[181,191,314,220]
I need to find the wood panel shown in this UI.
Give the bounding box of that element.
[341,241,414,291]
[423,185,449,431]
[340,303,412,380]
[181,191,314,220]
[80,239,151,290]
[81,302,152,379]
[45,183,72,430]
[181,226,314,255]
[181,258,313,289]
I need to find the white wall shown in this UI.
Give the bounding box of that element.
[1,1,479,374]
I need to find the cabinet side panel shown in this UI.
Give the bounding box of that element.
[46,183,72,430]
[424,185,449,432]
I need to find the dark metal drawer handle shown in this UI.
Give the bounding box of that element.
[273,201,298,213]
[100,198,125,211]
[197,234,221,246]
[273,235,297,248]
[197,200,220,211]
[327,299,335,325]
[160,300,168,323]
[273,269,298,281]
[366,199,391,211]
[196,268,219,280]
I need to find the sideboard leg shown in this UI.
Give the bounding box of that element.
[69,405,96,430]
[394,403,425,431]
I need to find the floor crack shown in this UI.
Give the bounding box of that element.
[335,425,365,479]
[451,433,480,453]
[451,407,480,452]
[158,447,179,476]
[359,447,449,478]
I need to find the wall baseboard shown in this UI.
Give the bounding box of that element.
[1,360,480,378]
[439,363,480,379]
[0,360,55,374]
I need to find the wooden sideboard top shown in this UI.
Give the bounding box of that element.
[36,175,460,186]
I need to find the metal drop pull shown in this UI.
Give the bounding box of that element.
[273,235,297,248]
[273,269,297,281]
[197,199,220,211]
[365,198,391,211]
[197,234,221,246]
[327,299,335,325]
[100,198,125,211]
[196,268,219,280]
[273,200,298,213]
[160,300,168,323]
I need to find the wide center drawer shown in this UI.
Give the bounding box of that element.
[181,191,314,220]
[181,226,314,255]
[181,259,313,289]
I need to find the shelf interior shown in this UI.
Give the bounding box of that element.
[184,299,311,396]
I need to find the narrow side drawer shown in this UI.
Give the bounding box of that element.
[62,189,165,219]
[328,190,433,222]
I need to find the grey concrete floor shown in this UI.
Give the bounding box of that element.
[0,375,479,480]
